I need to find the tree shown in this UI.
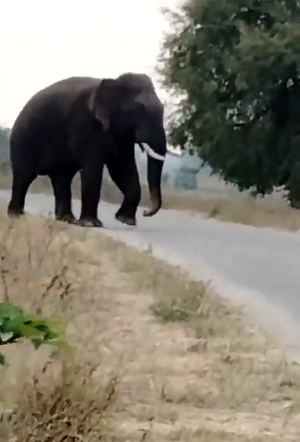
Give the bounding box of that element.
[0,126,10,160]
[158,0,300,206]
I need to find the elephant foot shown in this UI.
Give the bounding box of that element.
[115,213,137,226]
[55,213,77,224]
[76,217,104,228]
[7,205,24,218]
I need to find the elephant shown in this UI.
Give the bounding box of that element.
[7,73,167,227]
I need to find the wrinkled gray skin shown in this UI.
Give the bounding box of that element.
[8,73,167,227]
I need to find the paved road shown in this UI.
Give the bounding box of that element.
[1,190,300,356]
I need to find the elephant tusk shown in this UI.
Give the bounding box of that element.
[166,146,183,157]
[141,143,165,162]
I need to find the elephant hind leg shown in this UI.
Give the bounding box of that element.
[106,157,141,226]
[8,168,37,217]
[49,166,77,223]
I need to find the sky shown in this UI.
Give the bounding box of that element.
[0,0,177,127]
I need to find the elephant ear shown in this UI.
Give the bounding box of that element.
[87,79,122,131]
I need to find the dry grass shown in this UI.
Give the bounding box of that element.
[0,213,119,442]
[0,208,299,440]
[1,170,300,231]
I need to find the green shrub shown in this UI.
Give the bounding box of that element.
[0,302,71,365]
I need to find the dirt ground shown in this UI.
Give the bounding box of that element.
[0,211,300,441]
[1,170,300,232]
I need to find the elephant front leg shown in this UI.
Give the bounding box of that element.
[106,155,141,226]
[77,162,104,228]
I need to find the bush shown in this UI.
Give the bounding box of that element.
[0,302,70,366]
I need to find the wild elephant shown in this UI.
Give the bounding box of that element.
[7,73,167,227]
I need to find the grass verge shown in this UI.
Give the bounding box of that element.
[0,212,119,441]
[0,209,299,440]
[1,171,300,232]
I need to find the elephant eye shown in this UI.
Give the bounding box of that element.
[122,101,141,116]
[121,101,147,126]
[135,103,147,118]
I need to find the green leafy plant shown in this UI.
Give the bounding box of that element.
[0,302,71,365]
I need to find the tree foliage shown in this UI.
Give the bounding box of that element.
[0,126,10,160]
[158,0,300,205]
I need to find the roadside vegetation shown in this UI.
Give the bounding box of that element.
[0,210,299,441]
[158,0,300,210]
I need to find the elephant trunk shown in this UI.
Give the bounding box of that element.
[143,154,164,217]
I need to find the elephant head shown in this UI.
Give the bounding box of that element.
[87,73,167,217]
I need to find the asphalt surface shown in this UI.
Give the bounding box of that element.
[1,190,300,357]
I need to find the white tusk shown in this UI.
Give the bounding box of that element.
[166,145,183,157]
[141,143,165,161]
